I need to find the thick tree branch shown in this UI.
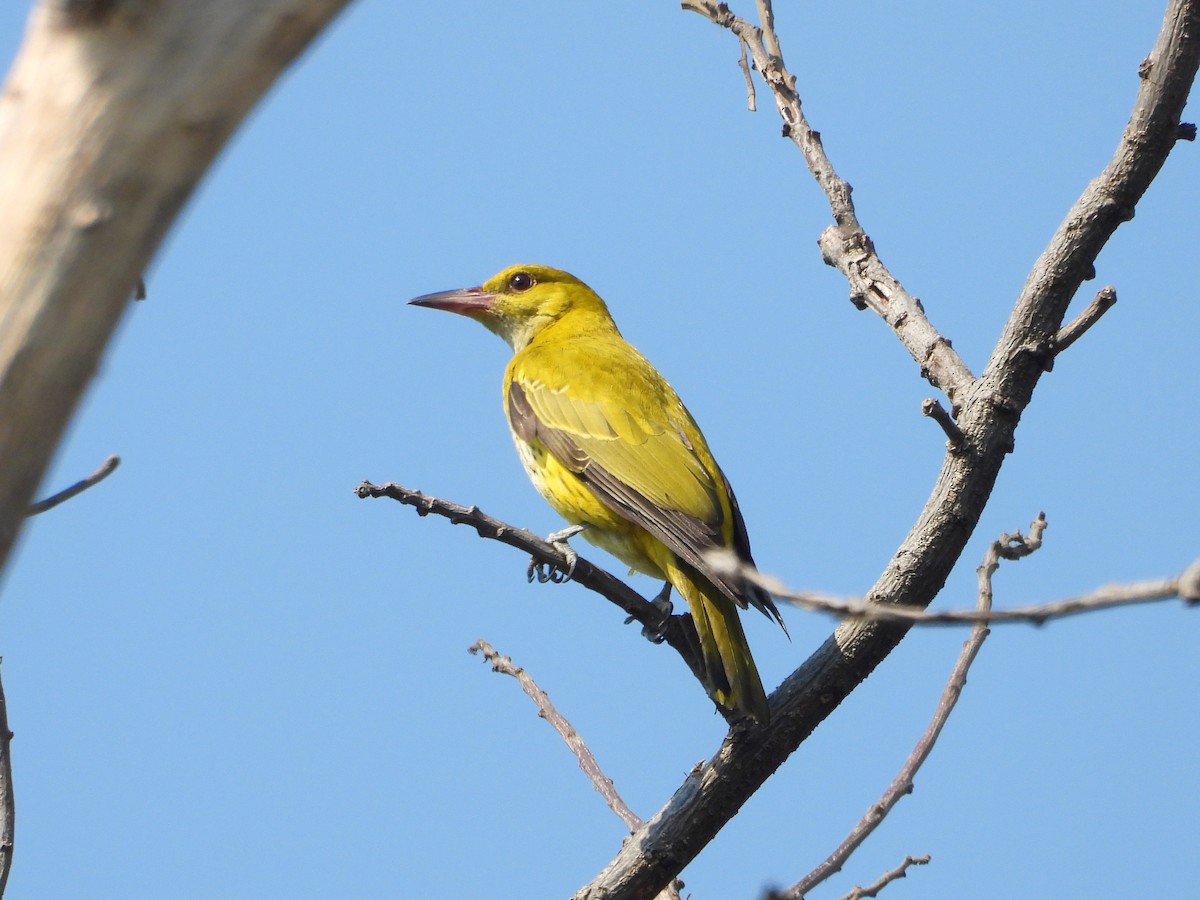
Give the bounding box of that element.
[0,0,353,579]
[572,3,1200,897]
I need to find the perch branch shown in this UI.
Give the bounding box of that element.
[574,3,1200,897]
[26,454,120,516]
[355,481,708,689]
[777,522,1039,899]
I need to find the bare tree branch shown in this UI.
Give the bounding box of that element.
[355,481,711,693]
[469,641,646,833]
[0,0,353,579]
[839,855,931,900]
[756,572,1191,626]
[570,3,1200,896]
[681,0,976,407]
[708,529,1198,628]
[26,454,120,516]
[468,642,685,900]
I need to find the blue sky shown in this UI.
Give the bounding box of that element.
[1,2,1196,898]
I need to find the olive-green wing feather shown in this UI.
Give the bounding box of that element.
[508,375,783,628]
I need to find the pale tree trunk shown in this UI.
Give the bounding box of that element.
[0,0,353,577]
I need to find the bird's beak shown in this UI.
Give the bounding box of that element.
[408,286,497,316]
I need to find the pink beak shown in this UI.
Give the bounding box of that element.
[408,286,497,316]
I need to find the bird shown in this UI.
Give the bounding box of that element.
[409,264,785,723]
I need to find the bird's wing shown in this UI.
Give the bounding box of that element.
[509,373,774,616]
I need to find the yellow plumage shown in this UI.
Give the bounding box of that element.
[410,264,784,723]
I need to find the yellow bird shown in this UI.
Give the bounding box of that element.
[410,264,785,723]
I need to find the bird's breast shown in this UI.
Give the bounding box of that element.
[509,432,666,580]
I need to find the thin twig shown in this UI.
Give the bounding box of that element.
[26,454,120,515]
[469,640,645,833]
[840,855,931,900]
[740,569,1188,625]
[356,481,709,690]
[0,660,14,898]
[920,398,964,448]
[737,37,757,111]
[712,551,1197,628]
[1052,285,1117,358]
[778,521,1041,899]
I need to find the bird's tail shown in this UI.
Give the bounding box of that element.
[668,560,770,724]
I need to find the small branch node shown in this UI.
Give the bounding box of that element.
[920,398,964,448]
[1052,286,1117,359]
[1177,121,1197,141]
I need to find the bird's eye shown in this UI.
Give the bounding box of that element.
[508,271,535,292]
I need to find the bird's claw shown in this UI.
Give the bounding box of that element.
[526,524,586,584]
[625,583,674,644]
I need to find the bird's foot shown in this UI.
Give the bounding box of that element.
[625,583,673,644]
[527,524,588,584]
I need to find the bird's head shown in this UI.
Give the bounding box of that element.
[409,264,613,351]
